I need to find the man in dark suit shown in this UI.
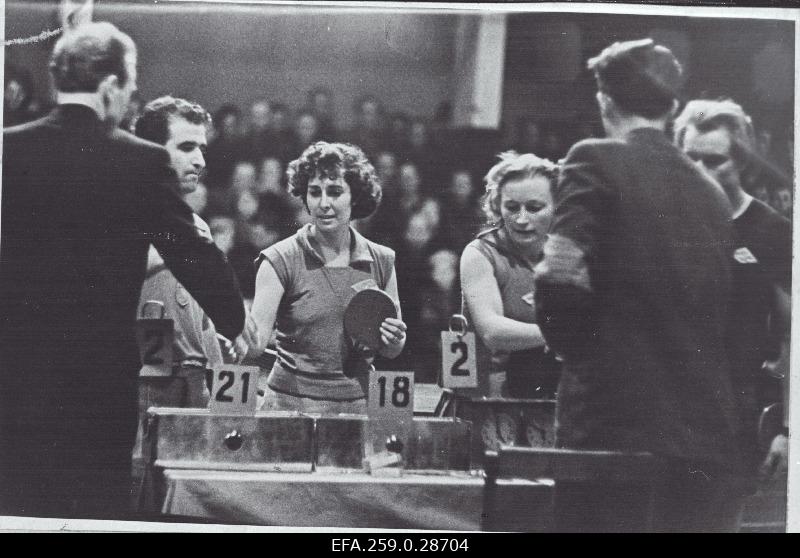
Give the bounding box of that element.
[0,22,245,519]
[533,39,744,532]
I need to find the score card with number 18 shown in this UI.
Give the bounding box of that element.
[366,370,414,456]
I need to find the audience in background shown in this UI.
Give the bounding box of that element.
[291,110,321,161]
[39,83,780,379]
[343,95,386,159]
[306,86,336,141]
[206,103,244,190]
[243,98,273,163]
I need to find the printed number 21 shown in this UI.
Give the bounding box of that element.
[377,376,410,408]
[215,371,250,403]
[450,341,470,376]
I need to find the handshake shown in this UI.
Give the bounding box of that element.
[217,312,264,365]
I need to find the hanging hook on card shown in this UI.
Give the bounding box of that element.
[448,314,469,338]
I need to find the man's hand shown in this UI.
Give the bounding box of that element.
[217,333,237,363]
[230,313,261,363]
[534,234,592,291]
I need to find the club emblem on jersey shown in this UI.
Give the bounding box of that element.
[733,247,758,264]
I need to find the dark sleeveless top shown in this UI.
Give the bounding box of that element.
[464,227,559,397]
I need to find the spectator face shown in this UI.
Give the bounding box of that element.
[359,100,380,129]
[236,189,260,221]
[221,113,240,138]
[250,101,271,131]
[4,78,28,112]
[210,216,236,254]
[295,114,319,146]
[751,184,771,205]
[451,171,473,205]
[390,116,409,140]
[420,198,441,228]
[404,211,435,250]
[311,91,332,117]
[258,157,284,194]
[271,107,290,132]
[500,174,553,253]
[523,121,541,148]
[774,187,792,215]
[164,116,208,195]
[410,122,427,148]
[307,167,352,232]
[681,126,742,196]
[399,163,421,195]
[429,250,458,291]
[376,152,398,184]
[231,161,257,192]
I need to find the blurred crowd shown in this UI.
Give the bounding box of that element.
[4,64,794,383]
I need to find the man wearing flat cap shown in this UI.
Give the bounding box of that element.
[534,39,745,531]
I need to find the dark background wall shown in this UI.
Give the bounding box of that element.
[503,12,794,145]
[4,1,795,144]
[4,1,460,129]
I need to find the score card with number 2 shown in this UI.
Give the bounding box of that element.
[440,330,478,389]
[135,318,174,377]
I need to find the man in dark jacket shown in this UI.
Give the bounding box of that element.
[0,22,245,519]
[675,98,791,485]
[534,39,744,532]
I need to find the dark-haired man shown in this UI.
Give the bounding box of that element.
[534,39,743,531]
[1,23,245,519]
[134,97,231,409]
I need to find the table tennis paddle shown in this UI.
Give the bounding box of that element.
[344,288,398,351]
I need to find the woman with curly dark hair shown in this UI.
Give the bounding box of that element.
[247,142,407,412]
[459,151,561,399]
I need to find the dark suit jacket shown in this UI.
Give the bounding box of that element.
[534,127,742,471]
[0,105,245,470]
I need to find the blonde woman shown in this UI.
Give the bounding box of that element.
[460,152,560,398]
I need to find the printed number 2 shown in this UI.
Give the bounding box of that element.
[450,341,470,377]
[215,371,250,403]
[142,329,164,365]
[377,376,410,408]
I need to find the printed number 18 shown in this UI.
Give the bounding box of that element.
[377,375,410,408]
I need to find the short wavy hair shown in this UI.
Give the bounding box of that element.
[49,22,137,93]
[286,142,382,220]
[482,151,558,222]
[135,96,212,145]
[674,98,756,166]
